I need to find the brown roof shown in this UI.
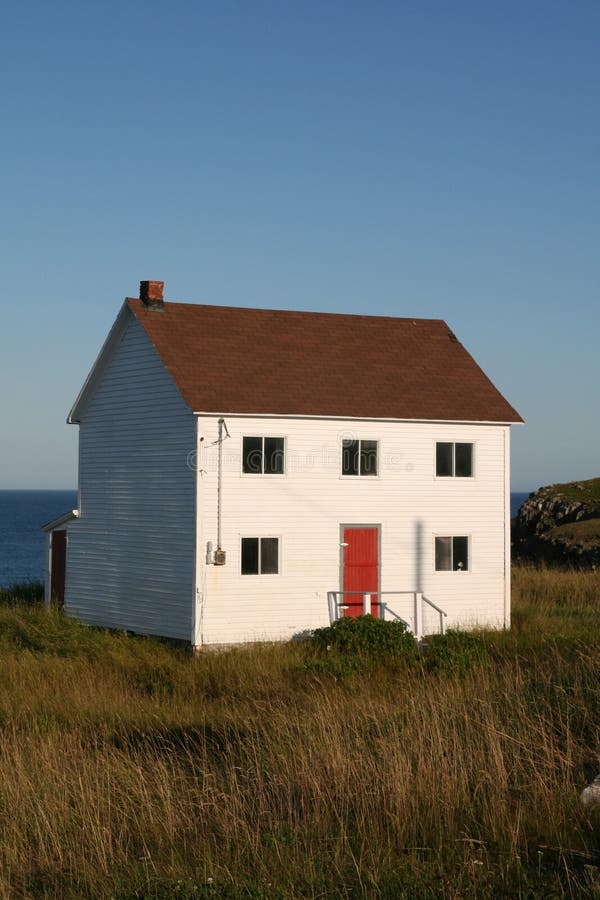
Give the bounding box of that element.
[127,298,523,423]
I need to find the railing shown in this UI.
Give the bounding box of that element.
[421,595,447,638]
[326,591,447,640]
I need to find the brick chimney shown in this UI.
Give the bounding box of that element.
[140,280,164,310]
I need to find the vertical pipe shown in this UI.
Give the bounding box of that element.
[217,418,224,549]
[363,592,370,616]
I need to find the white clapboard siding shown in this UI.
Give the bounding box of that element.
[65,312,196,640]
[195,416,511,645]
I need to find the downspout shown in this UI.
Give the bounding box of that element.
[214,418,229,565]
[217,418,224,551]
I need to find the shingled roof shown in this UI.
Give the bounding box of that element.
[126,297,522,423]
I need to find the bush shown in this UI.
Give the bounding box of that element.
[424,628,488,676]
[310,614,417,661]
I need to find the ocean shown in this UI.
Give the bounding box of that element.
[0,490,78,588]
[511,492,531,518]
[0,489,533,590]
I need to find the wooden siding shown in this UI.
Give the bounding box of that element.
[195,417,511,645]
[66,312,196,640]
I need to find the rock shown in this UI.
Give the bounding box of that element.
[581,775,600,808]
[512,478,600,569]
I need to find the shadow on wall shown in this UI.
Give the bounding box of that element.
[415,519,423,594]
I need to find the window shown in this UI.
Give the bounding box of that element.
[435,536,469,571]
[241,537,280,575]
[242,436,285,474]
[342,439,378,476]
[436,442,473,477]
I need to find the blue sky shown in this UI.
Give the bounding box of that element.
[1,0,598,492]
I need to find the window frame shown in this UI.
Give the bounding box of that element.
[340,438,380,478]
[433,535,471,573]
[240,535,281,576]
[434,441,475,479]
[241,435,286,476]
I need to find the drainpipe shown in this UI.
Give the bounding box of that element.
[214,418,228,565]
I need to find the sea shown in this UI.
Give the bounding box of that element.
[0,490,78,588]
[0,489,533,590]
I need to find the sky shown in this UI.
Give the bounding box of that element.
[1,0,598,492]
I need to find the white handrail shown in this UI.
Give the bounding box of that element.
[327,590,447,639]
[422,594,448,636]
[377,604,412,631]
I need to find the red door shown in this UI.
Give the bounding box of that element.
[50,530,67,608]
[342,527,379,617]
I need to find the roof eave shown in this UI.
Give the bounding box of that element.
[192,410,524,425]
[67,301,133,424]
[42,509,79,532]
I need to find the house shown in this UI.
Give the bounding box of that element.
[45,280,523,647]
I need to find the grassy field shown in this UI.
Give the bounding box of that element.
[0,568,599,898]
[526,477,600,507]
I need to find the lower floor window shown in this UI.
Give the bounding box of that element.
[435,536,469,571]
[241,537,279,575]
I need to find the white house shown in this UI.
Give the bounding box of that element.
[45,280,523,647]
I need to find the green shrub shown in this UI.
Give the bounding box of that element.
[425,628,488,676]
[310,614,417,661]
[303,653,371,677]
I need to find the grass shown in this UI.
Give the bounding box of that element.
[547,519,600,547]
[530,476,600,508]
[0,569,599,897]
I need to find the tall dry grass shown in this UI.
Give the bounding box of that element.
[0,568,598,897]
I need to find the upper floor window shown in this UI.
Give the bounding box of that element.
[241,537,280,575]
[436,442,473,478]
[242,436,285,474]
[435,536,469,571]
[342,439,378,476]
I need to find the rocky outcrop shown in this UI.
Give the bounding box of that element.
[512,478,600,568]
